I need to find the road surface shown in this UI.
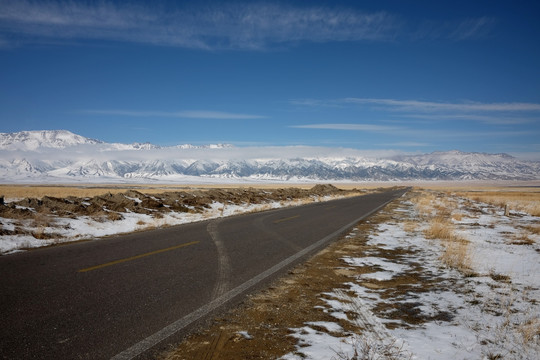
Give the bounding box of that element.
[0,188,407,359]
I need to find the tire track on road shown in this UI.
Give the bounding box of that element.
[207,219,232,300]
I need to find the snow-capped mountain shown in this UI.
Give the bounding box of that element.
[0,130,539,182]
[0,130,101,150]
[0,130,234,152]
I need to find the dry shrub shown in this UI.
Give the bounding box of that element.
[91,211,123,222]
[518,317,540,345]
[403,220,418,233]
[489,271,511,283]
[509,232,535,246]
[439,236,473,274]
[413,191,460,220]
[298,198,314,205]
[333,336,411,360]
[202,211,214,219]
[524,225,540,235]
[433,203,453,218]
[424,217,454,240]
[252,204,273,212]
[32,213,54,228]
[31,226,61,240]
[32,226,47,239]
[412,193,436,217]
[452,212,464,221]
[107,211,124,221]
[419,198,473,274]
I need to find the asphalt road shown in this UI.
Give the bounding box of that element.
[0,188,407,360]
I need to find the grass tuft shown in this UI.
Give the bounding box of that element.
[416,191,474,275]
[424,217,454,240]
[509,232,535,246]
[452,212,464,221]
[439,236,473,274]
[403,220,418,233]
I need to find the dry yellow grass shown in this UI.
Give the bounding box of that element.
[510,232,535,246]
[403,220,418,233]
[452,212,464,221]
[424,217,455,240]
[410,192,436,217]
[0,185,166,199]
[31,213,54,228]
[414,190,473,274]
[518,317,540,344]
[455,190,540,217]
[424,217,472,272]
[439,236,473,274]
[524,225,540,235]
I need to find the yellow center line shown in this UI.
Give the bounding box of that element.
[273,215,300,224]
[78,241,200,273]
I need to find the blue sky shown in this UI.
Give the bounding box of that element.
[1,0,539,159]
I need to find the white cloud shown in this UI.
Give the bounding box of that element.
[81,110,266,120]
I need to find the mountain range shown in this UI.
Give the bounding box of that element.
[0,130,538,183]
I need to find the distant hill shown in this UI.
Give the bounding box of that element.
[1,130,538,182]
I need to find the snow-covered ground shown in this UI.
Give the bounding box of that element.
[0,194,343,255]
[282,192,540,360]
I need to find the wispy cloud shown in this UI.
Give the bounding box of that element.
[0,1,398,50]
[411,17,496,41]
[449,17,495,40]
[0,1,494,50]
[292,97,540,125]
[294,97,540,112]
[291,123,401,132]
[291,122,536,145]
[382,142,430,147]
[81,110,266,120]
[401,114,535,125]
[341,98,540,112]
